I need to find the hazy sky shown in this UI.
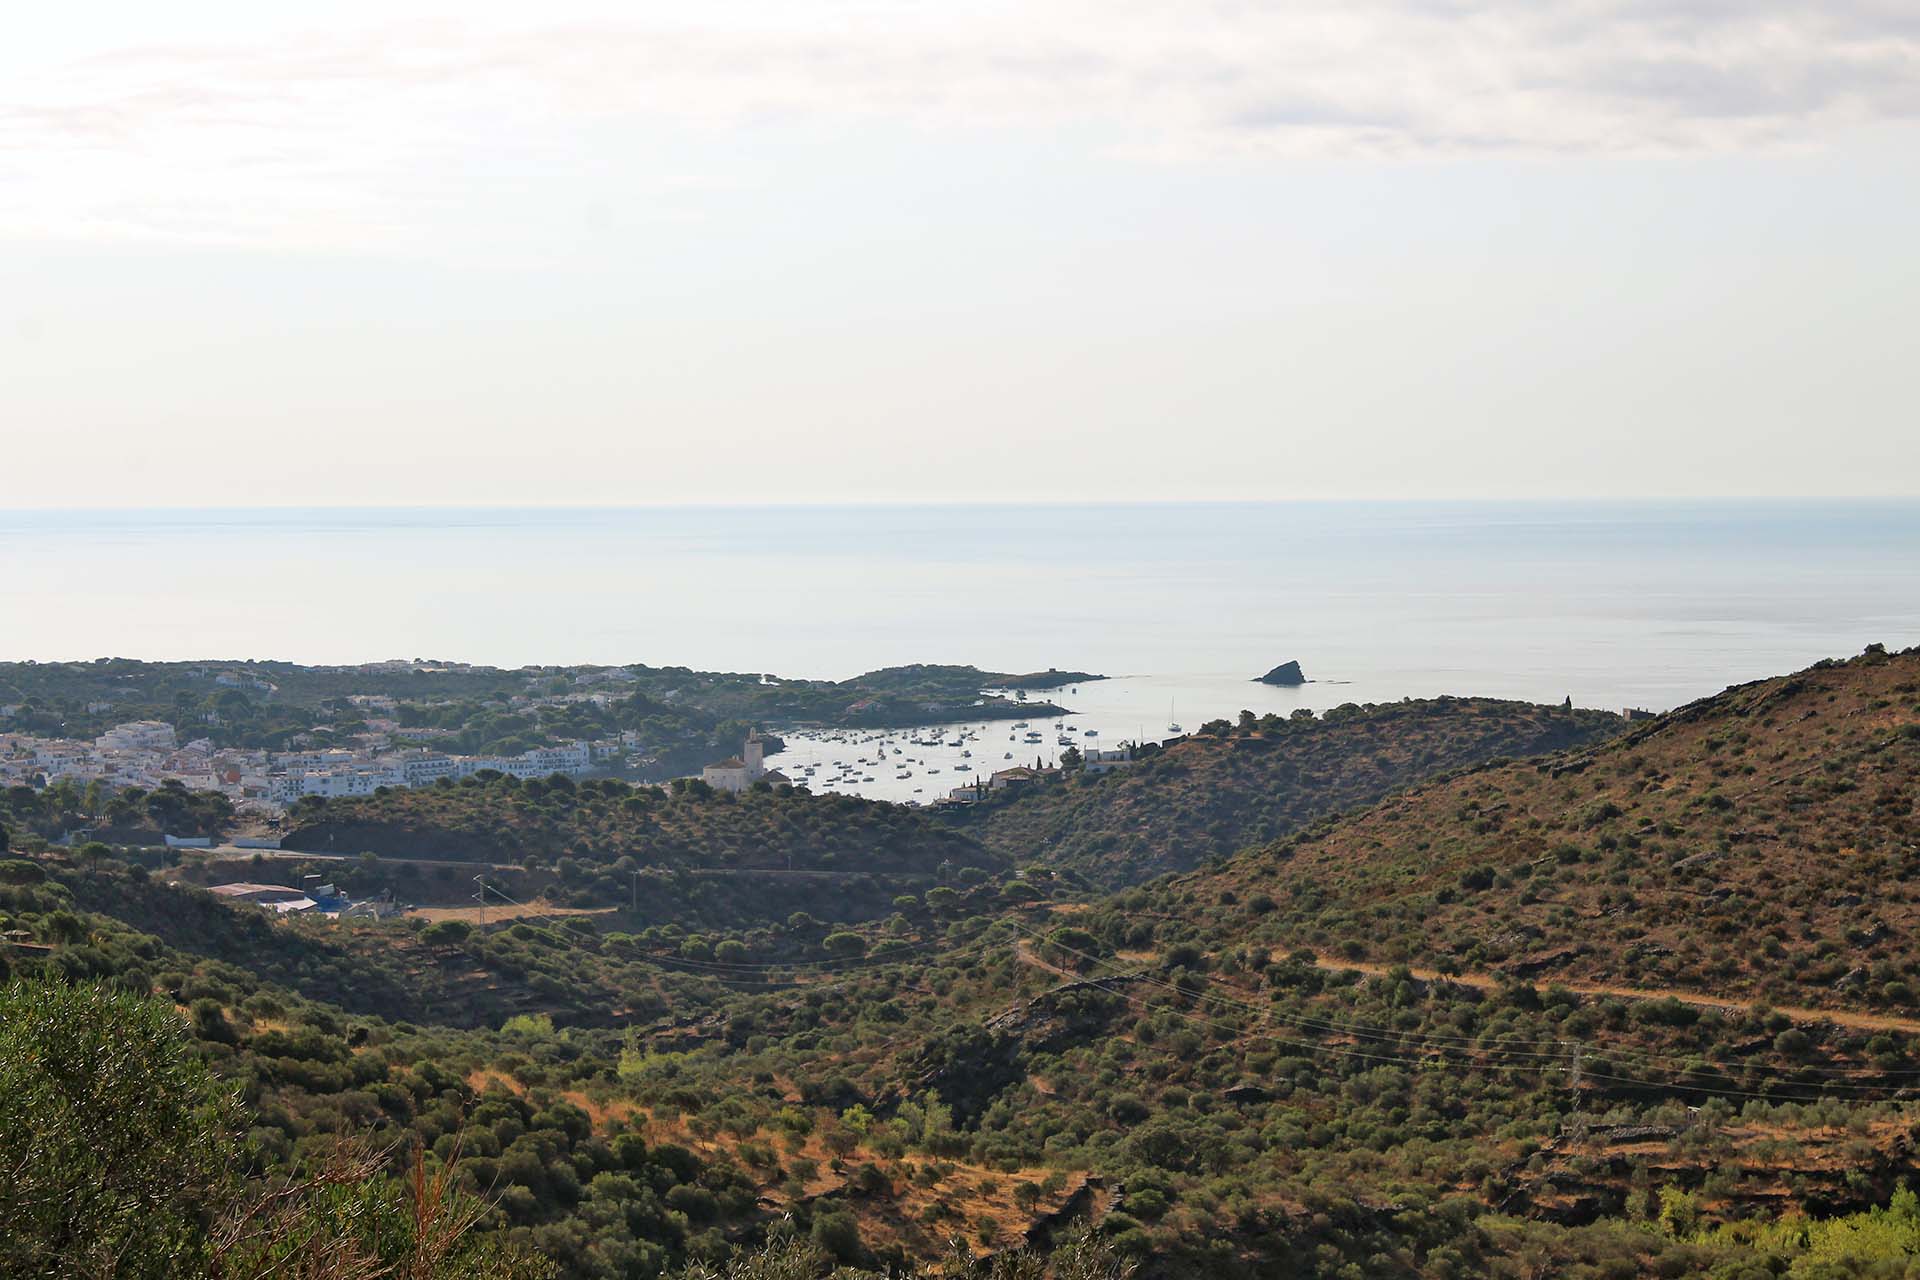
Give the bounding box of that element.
[5,1,1918,506]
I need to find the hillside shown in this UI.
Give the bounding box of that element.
[590,650,1920,1276]
[0,854,810,1275]
[278,774,1003,926]
[1155,645,1920,1013]
[18,650,1920,1280]
[3,776,233,844]
[962,698,1625,887]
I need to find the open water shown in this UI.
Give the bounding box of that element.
[5,501,1918,800]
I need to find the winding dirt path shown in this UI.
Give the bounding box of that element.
[1035,903,1920,1034]
[1307,953,1920,1036]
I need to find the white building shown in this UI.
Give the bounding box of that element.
[96,720,177,752]
[1082,746,1136,775]
[518,742,591,775]
[267,763,405,802]
[393,750,460,788]
[702,731,783,793]
[459,741,592,780]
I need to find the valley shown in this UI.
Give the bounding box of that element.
[6,646,1920,1278]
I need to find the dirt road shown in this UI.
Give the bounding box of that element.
[1307,953,1920,1036]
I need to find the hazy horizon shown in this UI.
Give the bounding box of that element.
[7,503,1916,703]
[11,495,1920,512]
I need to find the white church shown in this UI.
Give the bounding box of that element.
[700,730,789,793]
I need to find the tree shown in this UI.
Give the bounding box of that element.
[0,980,550,1280]
[809,1209,863,1262]
[1,979,241,1278]
[78,840,111,878]
[422,919,474,945]
[1048,926,1101,969]
[823,932,867,959]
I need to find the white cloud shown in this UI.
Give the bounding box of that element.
[3,0,1917,246]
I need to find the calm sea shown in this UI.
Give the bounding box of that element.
[5,502,1919,797]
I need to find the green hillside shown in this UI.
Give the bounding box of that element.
[1167,645,1920,1010]
[15,649,1920,1279]
[964,697,1624,887]
[278,775,1001,927]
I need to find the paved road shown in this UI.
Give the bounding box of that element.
[195,845,943,879]
[196,845,524,871]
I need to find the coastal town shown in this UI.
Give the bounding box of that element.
[0,715,599,811]
[0,713,1125,815]
[0,657,1137,815]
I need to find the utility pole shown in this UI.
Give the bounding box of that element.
[474,875,488,926]
[1565,1040,1589,1143]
